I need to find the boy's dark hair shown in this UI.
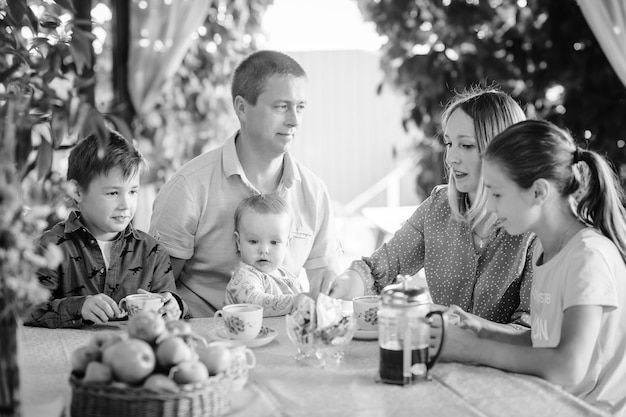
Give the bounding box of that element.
[234,193,290,233]
[67,130,146,190]
[231,50,307,106]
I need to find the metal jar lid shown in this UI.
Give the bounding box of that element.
[380,283,432,306]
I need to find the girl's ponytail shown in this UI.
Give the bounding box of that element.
[576,149,626,261]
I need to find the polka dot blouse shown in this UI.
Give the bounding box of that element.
[351,185,537,326]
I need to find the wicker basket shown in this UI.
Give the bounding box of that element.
[70,373,232,417]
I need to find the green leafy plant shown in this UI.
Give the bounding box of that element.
[0,0,109,318]
[357,0,626,192]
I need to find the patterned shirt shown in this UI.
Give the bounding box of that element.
[350,185,536,326]
[225,263,303,317]
[27,211,184,328]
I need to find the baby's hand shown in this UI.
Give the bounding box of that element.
[160,292,182,321]
[81,293,123,324]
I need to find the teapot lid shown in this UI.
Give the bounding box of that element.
[381,276,432,306]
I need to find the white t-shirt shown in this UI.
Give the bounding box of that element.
[531,228,626,416]
[96,239,114,269]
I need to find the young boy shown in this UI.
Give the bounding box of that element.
[225,194,306,317]
[27,131,187,328]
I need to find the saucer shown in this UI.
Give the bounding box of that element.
[353,328,378,340]
[208,326,278,348]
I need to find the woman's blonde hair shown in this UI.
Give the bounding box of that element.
[441,86,526,228]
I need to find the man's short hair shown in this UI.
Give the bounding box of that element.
[231,50,307,105]
[67,130,146,191]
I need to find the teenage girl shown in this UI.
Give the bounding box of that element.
[443,120,626,416]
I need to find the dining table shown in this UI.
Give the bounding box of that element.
[21,316,609,417]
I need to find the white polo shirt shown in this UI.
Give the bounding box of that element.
[150,132,341,316]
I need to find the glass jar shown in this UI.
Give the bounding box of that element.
[378,278,445,385]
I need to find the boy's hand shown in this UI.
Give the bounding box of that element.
[160,292,182,321]
[137,289,181,320]
[81,294,123,324]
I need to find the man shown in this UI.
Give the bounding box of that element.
[150,50,342,317]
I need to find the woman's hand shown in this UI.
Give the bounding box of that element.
[320,270,364,300]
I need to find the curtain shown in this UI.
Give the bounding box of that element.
[128,0,211,115]
[578,0,626,88]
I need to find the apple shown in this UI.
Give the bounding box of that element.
[70,344,102,376]
[169,360,209,384]
[88,331,125,351]
[165,320,192,336]
[83,361,113,384]
[197,344,232,376]
[155,336,195,369]
[102,339,156,384]
[143,374,180,393]
[127,311,166,344]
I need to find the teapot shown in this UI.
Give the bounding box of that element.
[378,276,445,385]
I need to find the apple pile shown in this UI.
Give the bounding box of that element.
[70,311,232,393]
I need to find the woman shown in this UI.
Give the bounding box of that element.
[444,120,626,416]
[326,87,536,328]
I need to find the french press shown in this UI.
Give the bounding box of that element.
[378,276,445,385]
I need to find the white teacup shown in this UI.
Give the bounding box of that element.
[353,295,380,331]
[119,293,164,317]
[213,304,263,341]
[205,340,256,391]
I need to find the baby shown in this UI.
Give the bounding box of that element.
[225,194,306,317]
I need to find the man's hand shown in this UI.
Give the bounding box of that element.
[81,294,123,324]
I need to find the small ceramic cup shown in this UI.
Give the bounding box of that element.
[206,340,256,391]
[213,304,263,341]
[118,293,164,317]
[352,295,380,331]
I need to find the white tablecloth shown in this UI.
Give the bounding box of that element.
[21,317,608,417]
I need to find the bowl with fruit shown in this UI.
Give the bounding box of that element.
[69,311,233,417]
[285,294,356,368]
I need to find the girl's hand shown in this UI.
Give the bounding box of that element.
[445,304,483,334]
[440,323,480,363]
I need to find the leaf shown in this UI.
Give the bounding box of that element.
[6,0,30,28]
[69,27,94,75]
[36,136,53,180]
[50,107,69,148]
[105,114,133,143]
[14,125,32,173]
[54,0,76,13]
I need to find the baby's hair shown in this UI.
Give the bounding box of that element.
[231,50,307,106]
[67,130,146,191]
[441,85,527,228]
[484,119,626,261]
[233,193,291,234]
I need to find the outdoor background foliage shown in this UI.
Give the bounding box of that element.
[356,0,626,193]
